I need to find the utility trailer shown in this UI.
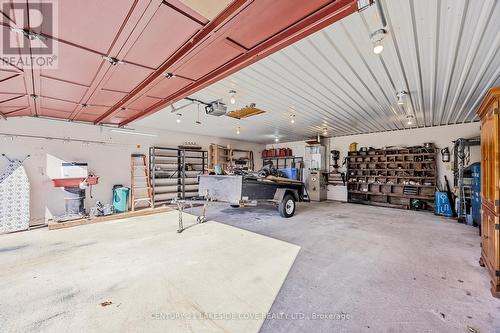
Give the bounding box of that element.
[198,175,308,218]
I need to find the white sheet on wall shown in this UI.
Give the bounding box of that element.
[0,160,30,233]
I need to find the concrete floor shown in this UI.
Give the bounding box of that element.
[1,201,500,333]
[0,211,299,332]
[198,201,500,333]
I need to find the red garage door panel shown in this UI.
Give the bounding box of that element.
[0,75,26,94]
[228,0,332,49]
[90,89,128,107]
[41,43,103,86]
[38,108,73,118]
[125,95,162,110]
[55,0,136,53]
[124,4,204,69]
[40,76,88,102]
[5,109,31,117]
[40,97,77,112]
[147,76,192,99]
[175,38,243,80]
[0,95,28,107]
[103,65,153,93]
[77,113,100,122]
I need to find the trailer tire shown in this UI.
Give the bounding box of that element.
[230,204,240,208]
[279,194,296,218]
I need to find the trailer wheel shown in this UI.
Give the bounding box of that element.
[279,194,296,218]
[230,204,240,208]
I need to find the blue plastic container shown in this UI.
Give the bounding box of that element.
[435,192,453,217]
[113,186,129,213]
[281,168,298,180]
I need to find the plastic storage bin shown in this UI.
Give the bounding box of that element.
[281,168,298,180]
[113,186,129,213]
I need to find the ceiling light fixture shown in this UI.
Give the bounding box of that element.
[406,115,414,125]
[290,114,295,124]
[176,113,182,123]
[275,136,279,143]
[370,29,387,55]
[102,56,124,66]
[229,90,237,105]
[236,127,240,135]
[396,91,407,105]
[164,72,175,79]
[110,129,158,137]
[323,127,328,136]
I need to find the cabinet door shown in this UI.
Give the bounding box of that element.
[481,103,500,213]
[482,206,499,276]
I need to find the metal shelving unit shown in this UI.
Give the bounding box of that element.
[262,156,303,169]
[149,146,207,205]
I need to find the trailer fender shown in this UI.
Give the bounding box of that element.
[273,188,299,203]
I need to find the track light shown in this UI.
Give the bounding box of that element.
[236,127,240,135]
[323,127,328,136]
[290,114,295,124]
[370,29,387,55]
[275,136,279,143]
[406,115,414,125]
[176,113,181,123]
[164,72,175,79]
[396,91,407,105]
[229,90,236,105]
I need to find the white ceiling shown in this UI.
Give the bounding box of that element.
[135,0,500,144]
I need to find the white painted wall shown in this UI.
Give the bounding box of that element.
[273,123,481,202]
[0,118,265,225]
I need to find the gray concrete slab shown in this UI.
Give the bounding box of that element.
[199,201,500,333]
[0,211,299,333]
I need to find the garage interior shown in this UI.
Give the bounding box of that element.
[1,0,500,332]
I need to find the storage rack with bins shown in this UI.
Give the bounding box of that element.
[149,146,207,205]
[346,147,437,211]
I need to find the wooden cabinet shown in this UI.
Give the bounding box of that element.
[478,87,500,298]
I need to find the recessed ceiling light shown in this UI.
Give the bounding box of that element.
[236,127,240,135]
[176,113,181,123]
[275,136,279,143]
[290,114,295,124]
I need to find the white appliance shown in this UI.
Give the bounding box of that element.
[61,162,88,178]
